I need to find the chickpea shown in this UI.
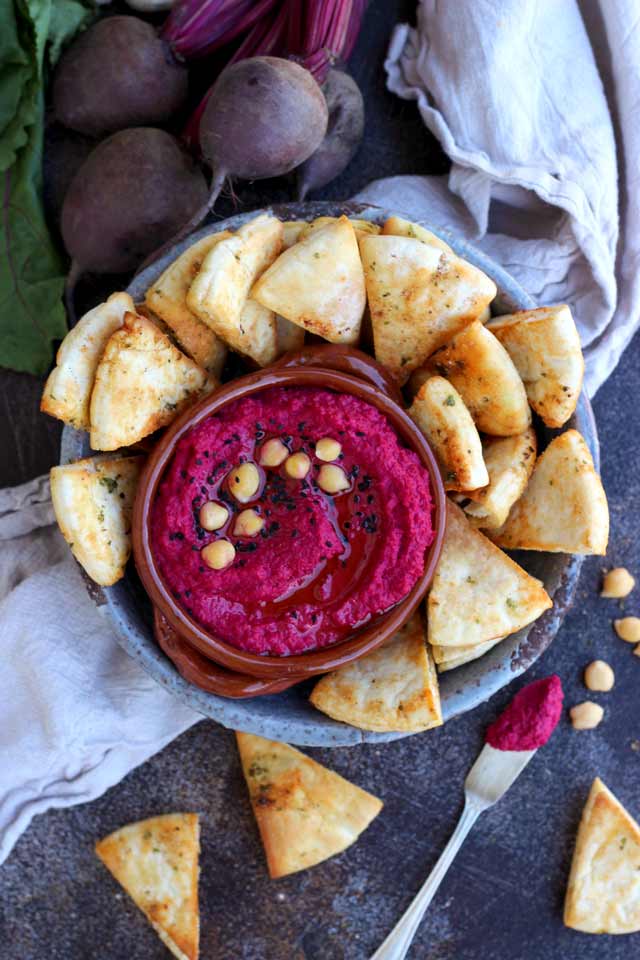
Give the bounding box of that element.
[315,437,342,462]
[601,567,635,598]
[201,539,235,570]
[584,660,615,692]
[259,438,288,467]
[233,509,264,538]
[285,452,311,479]
[199,501,228,532]
[317,464,350,494]
[570,701,604,730]
[614,617,640,643]
[228,462,260,503]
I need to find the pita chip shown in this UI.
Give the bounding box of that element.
[300,216,380,241]
[463,428,537,529]
[490,430,609,554]
[89,312,208,451]
[488,305,583,428]
[381,214,453,254]
[252,216,366,344]
[41,292,134,430]
[436,638,505,672]
[564,778,640,934]
[428,501,552,647]
[275,314,305,354]
[282,221,305,248]
[359,235,496,382]
[96,814,200,960]
[409,376,488,492]
[310,613,442,733]
[50,455,141,586]
[236,732,382,878]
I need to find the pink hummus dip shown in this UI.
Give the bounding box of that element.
[485,675,564,751]
[151,385,434,656]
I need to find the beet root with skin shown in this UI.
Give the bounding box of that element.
[53,16,188,138]
[61,128,208,275]
[297,69,365,200]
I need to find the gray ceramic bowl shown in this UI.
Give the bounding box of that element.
[61,201,598,746]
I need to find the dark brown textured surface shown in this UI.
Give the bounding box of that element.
[2,2,639,958]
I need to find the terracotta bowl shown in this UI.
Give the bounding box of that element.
[131,346,446,696]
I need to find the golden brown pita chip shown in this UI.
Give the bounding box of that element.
[436,637,504,672]
[236,732,382,878]
[426,321,531,435]
[187,214,282,363]
[96,814,200,960]
[41,292,135,430]
[490,429,609,555]
[300,216,380,241]
[463,428,537,529]
[252,216,366,344]
[145,232,231,377]
[309,613,442,733]
[564,778,640,934]
[360,235,496,382]
[428,500,552,647]
[89,312,208,451]
[381,214,453,254]
[409,376,488,492]
[50,455,141,586]
[282,221,305,248]
[488,305,583,428]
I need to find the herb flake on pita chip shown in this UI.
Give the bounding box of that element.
[360,235,496,382]
[89,312,208,451]
[463,428,537,529]
[490,429,609,555]
[409,376,488,492]
[564,778,640,934]
[426,321,531,435]
[145,232,231,377]
[428,500,552,648]
[41,292,135,431]
[436,638,505,672]
[236,732,382,878]
[309,613,442,732]
[381,214,453,254]
[50,455,141,586]
[96,813,200,960]
[488,305,583,428]
[187,214,282,363]
[252,216,366,344]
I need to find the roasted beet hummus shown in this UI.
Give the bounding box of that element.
[486,675,564,751]
[151,385,434,655]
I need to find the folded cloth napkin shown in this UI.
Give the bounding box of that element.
[0,476,199,864]
[355,0,640,394]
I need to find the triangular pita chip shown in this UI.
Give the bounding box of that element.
[96,813,200,960]
[50,455,141,586]
[300,215,380,242]
[463,429,537,529]
[430,636,504,665]
[381,214,453,254]
[490,429,609,554]
[186,214,282,363]
[359,235,496,382]
[309,613,442,733]
[41,292,134,430]
[282,221,305,248]
[428,500,552,647]
[409,376,488,492]
[236,732,382,878]
[426,321,530,435]
[89,312,208,451]
[252,216,366,344]
[488,305,583,428]
[145,231,230,377]
[564,778,640,934]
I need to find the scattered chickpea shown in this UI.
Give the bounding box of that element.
[315,437,342,462]
[614,617,640,643]
[199,501,228,532]
[233,509,264,538]
[601,567,635,598]
[584,660,615,692]
[259,438,288,467]
[285,452,311,479]
[201,539,235,570]
[228,462,260,503]
[570,702,604,730]
[317,464,350,494]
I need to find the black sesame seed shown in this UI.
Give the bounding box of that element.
[291,611,298,619]
[180,469,187,479]
[291,530,298,538]
[184,589,191,598]
[195,458,202,466]
[204,450,210,458]
[199,566,206,573]
[236,542,258,553]
[367,494,374,504]
[200,485,208,496]
[224,438,232,445]
[344,521,351,529]
[191,545,199,552]
[354,495,361,504]
[356,430,365,437]
[189,476,195,484]
[311,614,318,624]
[233,432,241,441]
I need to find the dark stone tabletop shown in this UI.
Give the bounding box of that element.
[1,2,639,958]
